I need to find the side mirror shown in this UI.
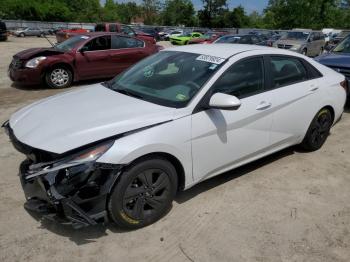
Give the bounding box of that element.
[209,93,241,110]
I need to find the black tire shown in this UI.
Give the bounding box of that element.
[108,157,178,229]
[45,66,73,88]
[300,108,333,151]
[302,49,307,56]
[20,33,24,37]
[39,33,44,37]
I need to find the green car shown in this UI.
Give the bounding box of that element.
[170,32,203,45]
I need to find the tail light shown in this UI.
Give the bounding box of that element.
[340,80,348,94]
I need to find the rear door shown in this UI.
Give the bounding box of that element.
[75,35,112,79]
[191,56,273,182]
[108,35,149,76]
[266,55,323,148]
[308,33,319,56]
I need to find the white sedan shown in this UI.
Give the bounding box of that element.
[3,44,347,229]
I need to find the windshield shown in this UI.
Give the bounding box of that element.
[107,51,225,108]
[333,36,350,53]
[282,31,309,40]
[55,35,89,52]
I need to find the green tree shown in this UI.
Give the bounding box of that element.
[262,0,346,29]
[117,2,141,24]
[198,0,227,27]
[142,0,161,25]
[160,0,196,26]
[102,0,119,22]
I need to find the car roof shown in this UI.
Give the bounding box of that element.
[166,44,272,59]
[79,32,129,37]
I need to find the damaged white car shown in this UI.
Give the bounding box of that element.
[3,44,347,229]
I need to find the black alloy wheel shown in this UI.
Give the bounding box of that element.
[123,169,171,219]
[300,108,333,151]
[108,158,177,229]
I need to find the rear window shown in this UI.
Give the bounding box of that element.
[269,56,308,88]
[95,24,106,32]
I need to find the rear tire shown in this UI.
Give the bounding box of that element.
[300,108,333,151]
[45,66,73,88]
[302,49,307,56]
[108,157,178,229]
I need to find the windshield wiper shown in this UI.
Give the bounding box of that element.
[115,89,144,99]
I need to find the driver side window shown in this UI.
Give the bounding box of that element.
[83,36,111,51]
[211,57,264,98]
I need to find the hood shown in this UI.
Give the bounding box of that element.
[9,84,184,154]
[315,52,350,68]
[275,39,305,46]
[14,48,64,60]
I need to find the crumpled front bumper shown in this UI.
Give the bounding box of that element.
[19,159,121,229]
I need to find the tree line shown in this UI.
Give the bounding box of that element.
[1,0,350,29]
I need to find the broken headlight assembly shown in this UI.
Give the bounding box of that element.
[26,141,114,179]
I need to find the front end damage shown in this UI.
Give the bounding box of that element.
[3,121,121,228]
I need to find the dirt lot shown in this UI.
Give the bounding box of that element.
[0,36,349,262]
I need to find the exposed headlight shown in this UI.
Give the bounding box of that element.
[26,141,114,179]
[290,46,301,51]
[25,56,47,68]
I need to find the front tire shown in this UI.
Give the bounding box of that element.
[302,48,307,56]
[300,108,333,151]
[108,157,178,229]
[45,66,73,88]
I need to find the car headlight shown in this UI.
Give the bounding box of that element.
[290,45,301,51]
[26,141,114,179]
[25,56,47,68]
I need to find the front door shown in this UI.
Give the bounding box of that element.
[75,35,112,79]
[108,35,148,76]
[191,57,273,182]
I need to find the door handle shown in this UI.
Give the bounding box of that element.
[309,87,319,92]
[256,101,272,111]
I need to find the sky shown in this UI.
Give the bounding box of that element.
[100,0,269,13]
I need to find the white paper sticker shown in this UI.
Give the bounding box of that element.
[196,54,226,65]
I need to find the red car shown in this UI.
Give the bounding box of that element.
[188,32,228,44]
[56,23,155,44]
[9,32,159,88]
[56,27,89,43]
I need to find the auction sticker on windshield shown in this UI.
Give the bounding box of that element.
[196,55,226,65]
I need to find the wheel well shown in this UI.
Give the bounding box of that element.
[323,105,335,123]
[125,153,186,192]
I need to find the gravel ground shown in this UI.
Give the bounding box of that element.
[0,36,349,262]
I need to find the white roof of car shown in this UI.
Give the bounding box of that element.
[166,44,273,59]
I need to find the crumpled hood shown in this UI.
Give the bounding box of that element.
[14,48,64,60]
[315,52,350,68]
[9,84,183,154]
